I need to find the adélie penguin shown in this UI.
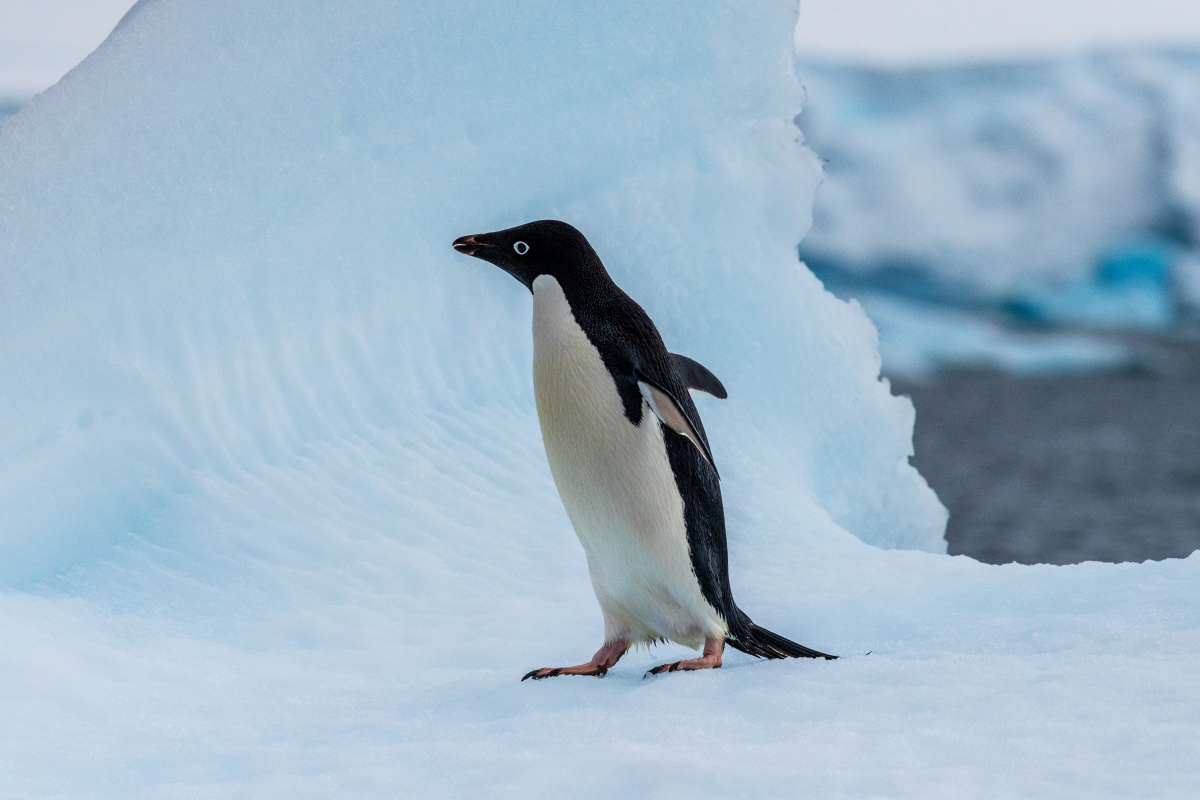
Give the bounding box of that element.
[452,220,836,679]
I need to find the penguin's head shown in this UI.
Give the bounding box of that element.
[452,220,605,293]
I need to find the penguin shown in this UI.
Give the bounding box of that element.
[452,220,836,679]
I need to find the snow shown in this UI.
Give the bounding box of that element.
[0,1,1197,796]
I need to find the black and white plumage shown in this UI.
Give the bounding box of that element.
[453,220,835,677]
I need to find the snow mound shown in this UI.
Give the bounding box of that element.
[0,2,1196,796]
[0,0,944,595]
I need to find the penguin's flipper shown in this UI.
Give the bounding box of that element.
[669,353,727,399]
[637,374,717,473]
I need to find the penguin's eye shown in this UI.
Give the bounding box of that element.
[513,241,529,255]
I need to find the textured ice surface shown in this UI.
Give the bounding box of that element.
[0,0,942,580]
[0,2,1196,797]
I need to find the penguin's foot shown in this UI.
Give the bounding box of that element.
[522,638,628,681]
[644,635,725,678]
[522,664,606,680]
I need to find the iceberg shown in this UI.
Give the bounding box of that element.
[0,2,1196,796]
[797,51,1200,333]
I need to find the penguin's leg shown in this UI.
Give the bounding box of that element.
[521,638,629,681]
[644,634,724,678]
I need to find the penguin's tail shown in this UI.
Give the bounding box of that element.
[726,611,837,660]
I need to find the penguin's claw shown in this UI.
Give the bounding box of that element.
[643,662,672,678]
[644,637,725,678]
[644,660,683,678]
[643,659,723,678]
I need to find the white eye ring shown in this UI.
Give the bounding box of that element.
[513,241,529,255]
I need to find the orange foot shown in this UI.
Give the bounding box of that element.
[644,634,724,678]
[522,638,629,681]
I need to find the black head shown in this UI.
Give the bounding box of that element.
[452,220,608,293]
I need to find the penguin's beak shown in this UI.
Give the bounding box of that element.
[452,234,494,257]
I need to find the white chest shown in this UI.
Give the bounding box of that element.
[530,275,723,647]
